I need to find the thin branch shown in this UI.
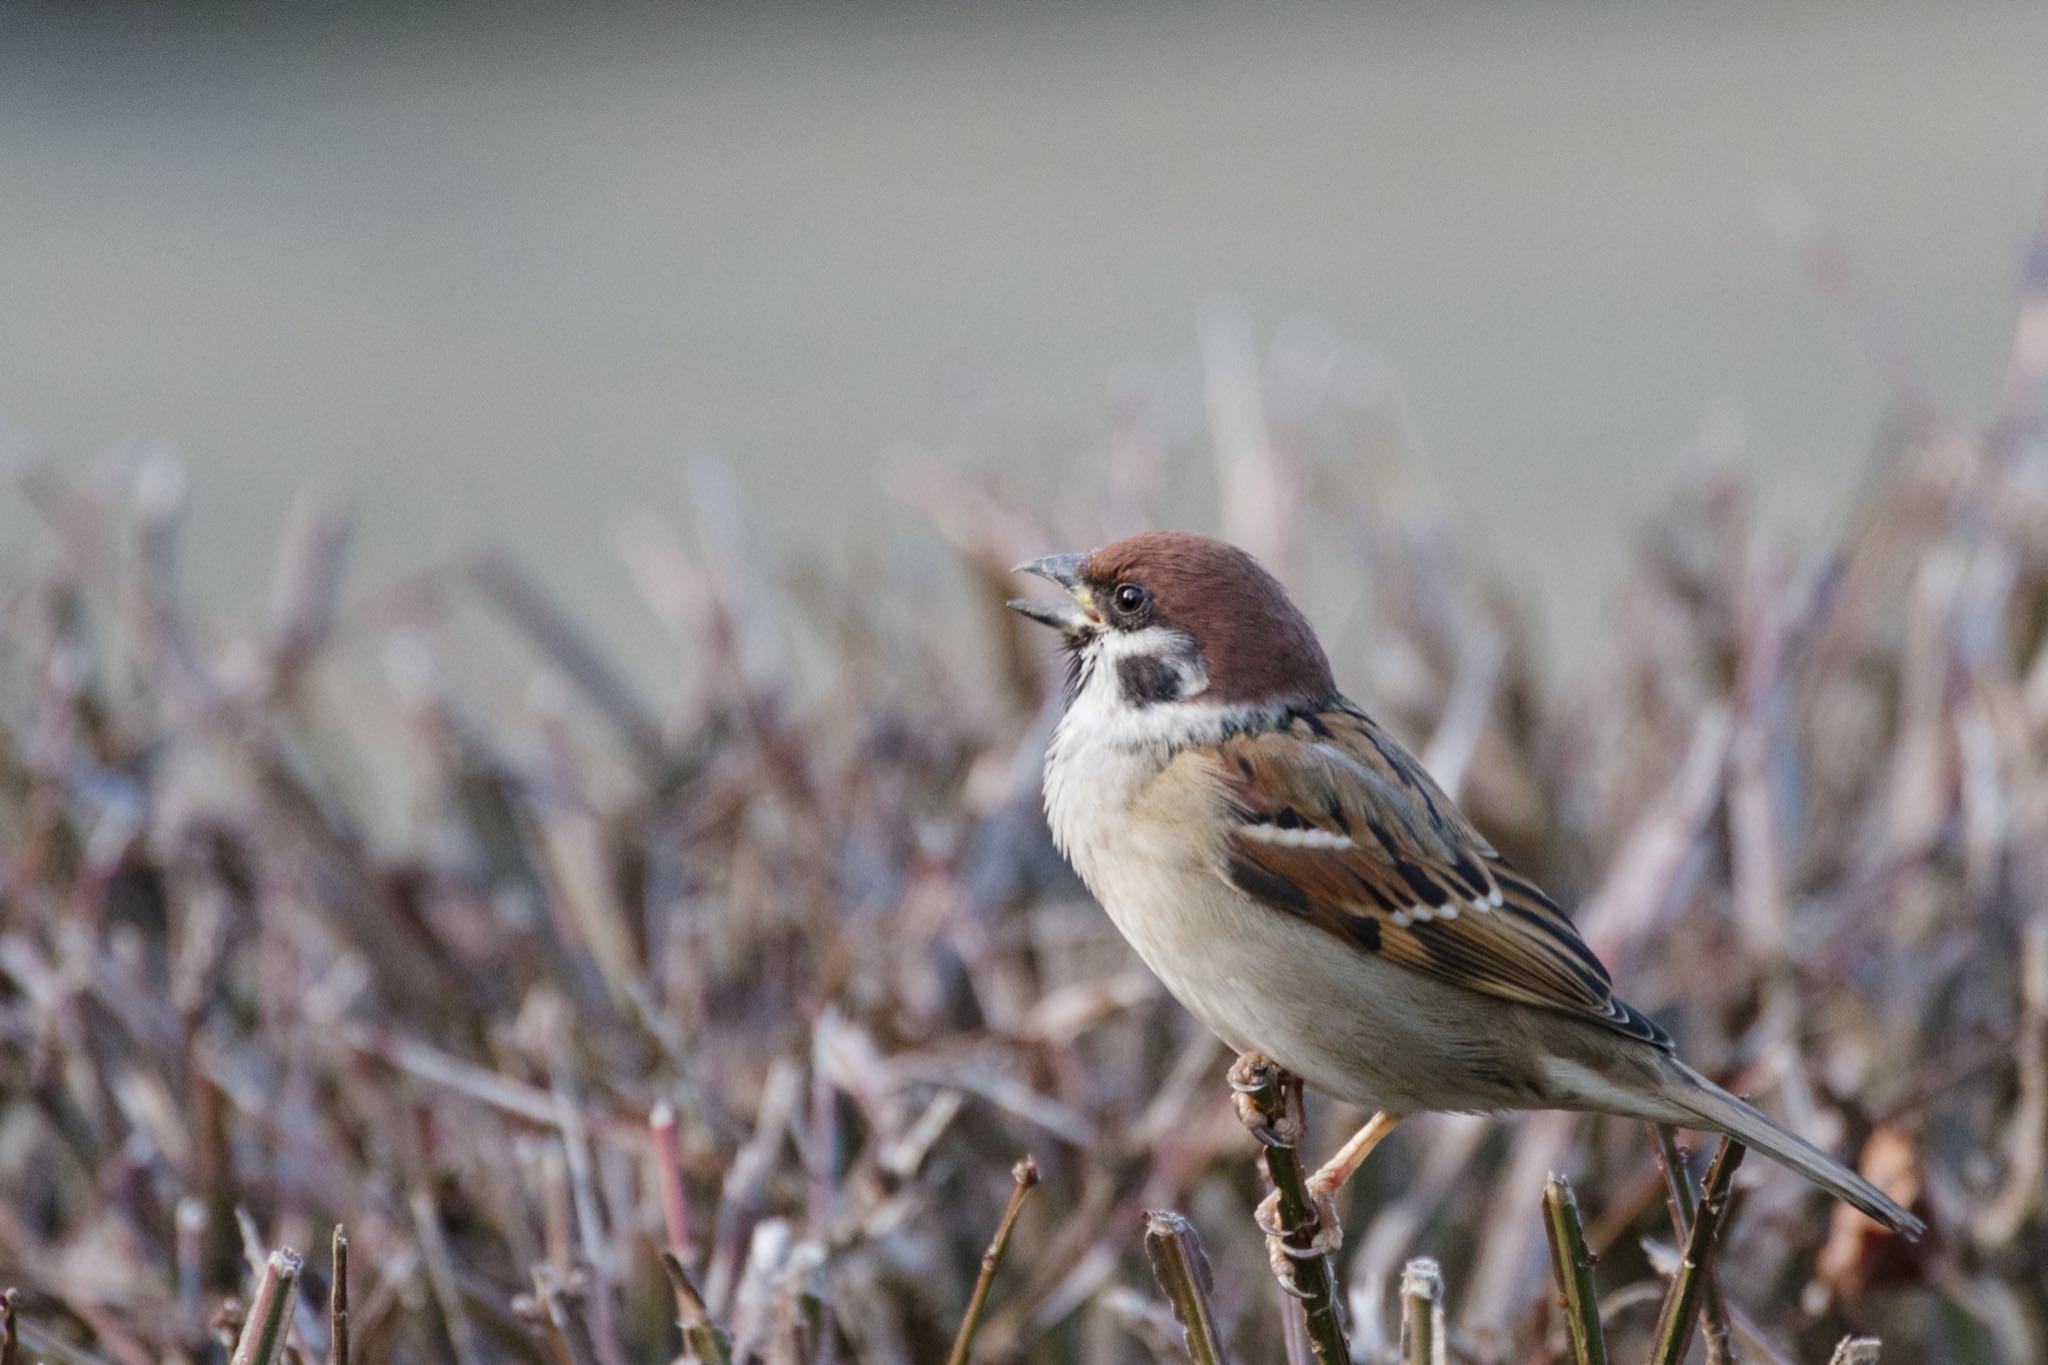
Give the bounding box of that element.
[465,546,669,765]
[945,1156,1040,1365]
[1398,1257,1445,1365]
[1648,1138,1748,1365]
[231,1250,302,1365]
[528,1267,602,1365]
[1828,1338,1882,1365]
[329,1227,349,1365]
[1540,1175,1608,1365]
[651,1101,699,1266]
[1228,1055,1349,1365]
[1143,1211,1229,1365]
[659,1252,733,1365]
[410,1189,487,1365]
[1649,1125,1736,1363]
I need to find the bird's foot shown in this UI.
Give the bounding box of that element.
[1227,1051,1306,1149]
[1253,1184,1343,1299]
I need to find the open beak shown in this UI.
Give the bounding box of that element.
[1007,553,1099,635]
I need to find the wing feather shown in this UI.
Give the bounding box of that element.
[1195,704,1671,1051]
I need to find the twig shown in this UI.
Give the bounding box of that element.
[946,1156,1040,1365]
[1648,1138,1748,1365]
[1227,1054,1349,1365]
[175,1198,208,1342]
[1974,913,2046,1246]
[1540,1174,1608,1365]
[528,1267,602,1365]
[1143,1210,1229,1365]
[659,1252,733,1365]
[651,1101,699,1265]
[231,1250,302,1365]
[410,1189,487,1365]
[549,1076,629,1365]
[1828,1338,1882,1364]
[1649,1125,1736,1362]
[2,1287,18,1365]
[328,1226,349,1365]
[465,547,668,765]
[1398,1257,1445,1365]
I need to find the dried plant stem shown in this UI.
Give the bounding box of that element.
[659,1252,733,1365]
[329,1227,350,1365]
[1143,1211,1229,1365]
[1228,1055,1349,1365]
[1540,1175,1608,1365]
[1828,1337,1882,1364]
[232,1249,302,1365]
[1,1287,18,1365]
[1399,1257,1445,1365]
[529,1267,602,1365]
[1649,1125,1735,1363]
[411,1189,487,1365]
[1648,1138,1748,1365]
[945,1156,1040,1365]
[1975,913,2046,1246]
[650,1101,698,1264]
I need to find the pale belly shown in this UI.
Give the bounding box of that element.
[1077,831,1535,1116]
[1042,688,1538,1115]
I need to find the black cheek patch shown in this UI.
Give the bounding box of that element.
[1118,655,1183,707]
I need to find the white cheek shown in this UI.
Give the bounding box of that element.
[1041,626,1292,881]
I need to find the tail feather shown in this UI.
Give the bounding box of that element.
[1660,1062,1924,1240]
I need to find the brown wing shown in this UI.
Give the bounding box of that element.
[1196,703,1671,1050]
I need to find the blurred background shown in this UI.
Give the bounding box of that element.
[6,8,2048,1363]
[4,3,2045,684]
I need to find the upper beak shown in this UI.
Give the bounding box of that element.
[1007,552,1099,635]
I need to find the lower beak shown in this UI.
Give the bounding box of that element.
[1008,553,1099,635]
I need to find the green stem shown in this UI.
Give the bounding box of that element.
[1541,1175,1609,1365]
[1649,1125,1735,1364]
[1647,1137,1748,1365]
[1231,1057,1350,1365]
[659,1252,733,1365]
[232,1249,303,1365]
[1143,1210,1229,1365]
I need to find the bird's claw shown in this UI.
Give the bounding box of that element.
[1226,1051,1275,1094]
[1228,1052,1305,1149]
[1253,1185,1343,1298]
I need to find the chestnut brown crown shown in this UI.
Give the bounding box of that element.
[1081,532,1336,705]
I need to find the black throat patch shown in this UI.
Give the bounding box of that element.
[1117,654,1183,707]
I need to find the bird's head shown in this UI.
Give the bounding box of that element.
[1009,531,1335,709]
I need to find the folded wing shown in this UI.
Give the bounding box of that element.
[1198,705,1671,1050]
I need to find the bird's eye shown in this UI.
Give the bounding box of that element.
[1112,583,1149,616]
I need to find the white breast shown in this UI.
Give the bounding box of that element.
[1041,652,1529,1115]
[1040,625,1240,889]
[1041,640,1307,1054]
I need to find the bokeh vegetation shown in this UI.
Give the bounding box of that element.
[3,214,2046,1362]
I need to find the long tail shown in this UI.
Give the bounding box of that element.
[1656,1061,1924,1240]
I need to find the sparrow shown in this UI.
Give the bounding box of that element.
[1010,531,1922,1255]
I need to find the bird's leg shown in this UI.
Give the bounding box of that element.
[1231,1059,1402,1287]
[1228,1053,1324,1296]
[1306,1111,1402,1208]
[1229,1054,1402,1298]
[1312,1112,1402,1199]
[1251,1111,1402,1262]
